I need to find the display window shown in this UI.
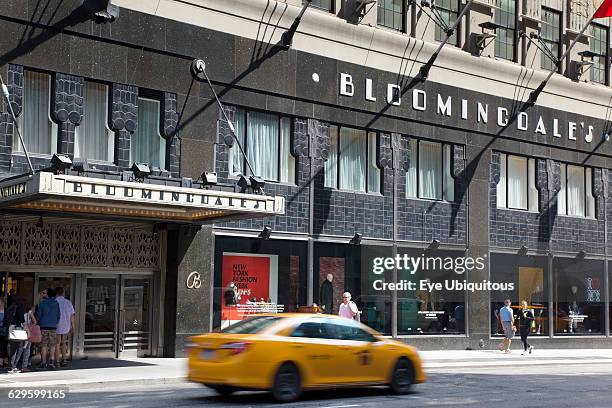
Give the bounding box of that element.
[213,237,307,330]
[554,258,604,335]
[314,243,393,335]
[490,254,548,336]
[397,249,467,335]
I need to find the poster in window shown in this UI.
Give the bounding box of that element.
[221,253,279,328]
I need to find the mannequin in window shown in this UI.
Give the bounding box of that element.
[224,282,238,307]
[320,274,334,314]
[567,285,580,334]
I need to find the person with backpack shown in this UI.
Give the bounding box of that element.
[338,292,360,321]
[35,288,60,370]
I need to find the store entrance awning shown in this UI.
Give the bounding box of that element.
[0,172,284,223]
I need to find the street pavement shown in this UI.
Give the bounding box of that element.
[1,350,612,407]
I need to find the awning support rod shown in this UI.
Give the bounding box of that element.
[191,60,256,177]
[0,73,34,175]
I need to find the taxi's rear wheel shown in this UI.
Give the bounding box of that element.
[390,358,414,394]
[271,362,301,403]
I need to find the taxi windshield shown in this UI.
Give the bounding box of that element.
[221,316,283,334]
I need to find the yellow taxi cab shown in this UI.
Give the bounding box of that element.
[187,313,426,402]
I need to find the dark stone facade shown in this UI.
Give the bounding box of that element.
[490,151,605,254]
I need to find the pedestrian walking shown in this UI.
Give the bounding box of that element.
[54,287,75,367]
[518,300,534,355]
[497,299,515,353]
[0,298,7,369]
[35,288,60,370]
[338,292,359,320]
[10,304,37,373]
[4,296,25,373]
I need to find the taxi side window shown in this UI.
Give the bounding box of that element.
[291,322,329,339]
[332,322,377,342]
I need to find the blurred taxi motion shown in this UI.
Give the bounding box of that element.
[187,313,426,402]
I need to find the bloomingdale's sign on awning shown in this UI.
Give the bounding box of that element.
[0,172,285,222]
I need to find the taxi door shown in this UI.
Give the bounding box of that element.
[331,319,388,383]
[288,320,343,385]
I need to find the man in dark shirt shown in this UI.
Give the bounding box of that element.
[35,288,61,370]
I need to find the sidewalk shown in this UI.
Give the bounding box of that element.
[2,349,612,389]
[0,358,187,389]
[420,348,612,369]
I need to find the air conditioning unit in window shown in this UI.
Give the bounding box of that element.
[81,0,119,23]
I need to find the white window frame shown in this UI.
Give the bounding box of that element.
[496,153,538,212]
[74,81,114,163]
[406,138,455,202]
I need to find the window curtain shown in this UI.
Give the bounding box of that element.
[133,97,165,169]
[567,165,585,217]
[14,71,57,154]
[76,82,112,161]
[507,155,527,209]
[528,158,539,212]
[557,164,567,215]
[406,138,417,198]
[419,141,442,199]
[247,111,278,181]
[324,126,339,188]
[228,109,246,176]
[279,117,294,183]
[497,154,507,208]
[443,144,454,201]
[367,132,380,193]
[586,168,595,218]
[339,127,366,192]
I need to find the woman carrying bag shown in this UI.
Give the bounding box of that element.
[10,304,38,373]
[3,297,25,373]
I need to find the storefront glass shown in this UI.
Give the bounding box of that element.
[213,237,307,330]
[554,257,604,335]
[397,248,467,335]
[490,254,548,336]
[314,243,393,335]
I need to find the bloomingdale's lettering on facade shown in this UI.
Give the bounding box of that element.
[338,73,596,143]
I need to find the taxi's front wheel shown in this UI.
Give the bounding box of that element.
[271,362,302,403]
[390,358,414,394]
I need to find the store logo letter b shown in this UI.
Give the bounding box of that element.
[186,271,202,289]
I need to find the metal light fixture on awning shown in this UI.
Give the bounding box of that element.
[0,172,285,223]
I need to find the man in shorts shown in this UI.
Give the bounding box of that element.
[498,299,515,353]
[54,287,75,367]
[35,288,60,370]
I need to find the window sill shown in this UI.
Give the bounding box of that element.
[12,151,55,159]
[227,173,296,188]
[323,186,383,197]
[405,196,455,204]
[496,207,539,214]
[556,214,597,221]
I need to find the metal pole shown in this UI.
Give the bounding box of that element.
[0,73,34,175]
[529,16,594,103]
[198,65,257,177]
[419,0,475,79]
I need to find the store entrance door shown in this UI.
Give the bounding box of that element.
[82,275,152,359]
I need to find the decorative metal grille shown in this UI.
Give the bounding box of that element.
[110,228,134,267]
[54,224,81,266]
[0,221,21,265]
[135,230,159,268]
[23,222,51,265]
[0,219,159,270]
[81,227,109,267]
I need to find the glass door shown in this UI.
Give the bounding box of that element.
[83,277,119,358]
[119,277,152,358]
